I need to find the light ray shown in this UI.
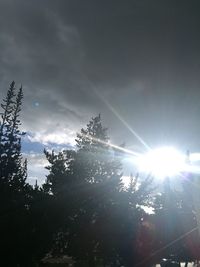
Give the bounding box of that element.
[82,73,151,151]
[101,97,151,151]
[82,133,141,157]
[135,226,198,266]
[95,89,151,151]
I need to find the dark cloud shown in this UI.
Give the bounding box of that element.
[1,0,200,154]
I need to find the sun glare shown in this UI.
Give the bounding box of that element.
[136,146,185,179]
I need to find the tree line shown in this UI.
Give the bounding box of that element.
[0,82,200,267]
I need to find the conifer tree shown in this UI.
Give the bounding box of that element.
[43,115,123,266]
[71,115,123,266]
[0,81,27,188]
[0,81,30,266]
[44,115,154,267]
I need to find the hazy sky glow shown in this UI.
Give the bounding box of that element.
[1,0,200,183]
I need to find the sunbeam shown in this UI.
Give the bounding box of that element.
[82,73,151,151]
[83,132,200,182]
[94,89,151,151]
[82,133,141,157]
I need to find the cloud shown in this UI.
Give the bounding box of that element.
[23,152,48,185]
[0,0,108,152]
[1,0,200,156]
[1,0,200,186]
[27,131,76,146]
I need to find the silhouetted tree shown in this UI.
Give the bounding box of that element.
[107,173,154,267]
[44,115,154,267]
[43,115,122,265]
[0,84,155,267]
[0,81,32,266]
[0,81,27,186]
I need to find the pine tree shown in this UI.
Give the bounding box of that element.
[0,82,27,188]
[43,148,76,196]
[44,115,155,267]
[43,115,123,266]
[72,115,123,265]
[0,81,15,181]
[0,81,30,266]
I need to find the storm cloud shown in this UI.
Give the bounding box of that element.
[1,0,200,156]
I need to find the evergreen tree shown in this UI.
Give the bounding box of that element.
[105,173,154,267]
[43,148,76,196]
[43,115,123,265]
[44,114,154,267]
[0,81,31,266]
[0,81,27,188]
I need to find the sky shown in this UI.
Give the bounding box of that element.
[1,0,200,184]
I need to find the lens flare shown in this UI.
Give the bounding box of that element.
[82,133,141,157]
[136,146,185,178]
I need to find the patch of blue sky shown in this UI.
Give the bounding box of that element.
[22,132,75,154]
[21,132,75,185]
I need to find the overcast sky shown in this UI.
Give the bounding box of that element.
[1,0,200,183]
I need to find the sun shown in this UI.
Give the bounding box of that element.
[136,146,185,179]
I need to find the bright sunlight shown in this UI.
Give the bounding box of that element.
[136,146,186,179]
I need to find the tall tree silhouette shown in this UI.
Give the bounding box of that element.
[0,81,27,187]
[44,115,123,266]
[0,82,31,266]
[44,114,154,267]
